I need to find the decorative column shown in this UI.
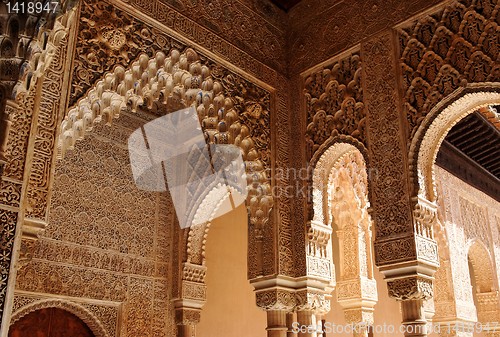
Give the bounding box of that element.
[295,289,331,337]
[387,277,433,337]
[173,262,207,337]
[333,181,378,337]
[255,286,297,337]
[362,30,439,337]
[287,312,297,337]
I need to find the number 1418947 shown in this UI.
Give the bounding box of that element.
[6,1,59,14]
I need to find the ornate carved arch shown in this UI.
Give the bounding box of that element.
[311,137,377,328]
[309,133,370,225]
[408,83,500,203]
[58,46,272,260]
[468,240,496,293]
[57,47,272,333]
[58,48,271,230]
[10,299,109,337]
[467,240,500,325]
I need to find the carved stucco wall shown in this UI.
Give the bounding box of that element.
[399,0,500,141]
[287,0,444,74]
[67,0,295,284]
[15,114,176,337]
[8,0,280,334]
[2,0,499,334]
[434,165,500,323]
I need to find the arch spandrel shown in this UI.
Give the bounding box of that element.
[408,84,500,204]
[58,48,273,274]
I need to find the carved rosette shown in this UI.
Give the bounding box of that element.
[387,276,434,301]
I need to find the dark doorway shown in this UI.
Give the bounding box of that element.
[9,307,96,337]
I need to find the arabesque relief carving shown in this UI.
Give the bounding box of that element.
[362,32,414,244]
[362,32,440,333]
[125,0,286,72]
[304,53,365,161]
[0,0,498,335]
[288,0,443,74]
[432,166,500,328]
[60,46,273,278]
[58,14,277,330]
[17,111,176,336]
[399,0,500,140]
[0,4,76,326]
[329,149,378,334]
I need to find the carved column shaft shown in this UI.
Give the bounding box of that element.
[401,299,427,337]
[177,325,195,337]
[296,310,318,337]
[267,310,288,337]
[287,312,297,337]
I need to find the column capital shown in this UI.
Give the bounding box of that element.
[412,196,437,239]
[295,289,331,315]
[256,288,296,312]
[174,307,202,326]
[387,276,434,301]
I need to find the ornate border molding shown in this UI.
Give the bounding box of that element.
[10,298,111,337]
[309,134,370,224]
[408,83,500,202]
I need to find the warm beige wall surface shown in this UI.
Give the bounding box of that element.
[198,204,267,337]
